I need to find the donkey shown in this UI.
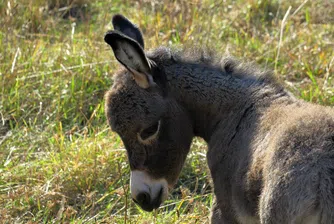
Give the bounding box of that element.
[104,14,334,223]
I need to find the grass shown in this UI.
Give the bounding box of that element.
[0,0,333,223]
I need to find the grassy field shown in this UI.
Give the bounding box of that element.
[0,0,333,223]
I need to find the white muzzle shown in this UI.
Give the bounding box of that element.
[130,170,168,211]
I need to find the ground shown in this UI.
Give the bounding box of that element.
[0,0,333,223]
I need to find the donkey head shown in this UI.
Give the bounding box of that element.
[104,14,194,212]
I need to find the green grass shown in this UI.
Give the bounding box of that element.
[0,0,333,223]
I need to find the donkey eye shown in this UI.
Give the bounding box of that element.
[139,120,160,141]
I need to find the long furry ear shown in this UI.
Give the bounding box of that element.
[104,31,154,89]
[112,14,145,49]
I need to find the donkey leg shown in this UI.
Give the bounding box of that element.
[210,201,223,224]
[210,199,239,224]
[318,167,334,224]
[259,174,319,224]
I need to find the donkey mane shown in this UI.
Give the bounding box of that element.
[110,43,283,95]
[146,46,283,90]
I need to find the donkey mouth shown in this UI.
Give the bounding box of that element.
[152,187,164,209]
[130,170,168,212]
[133,187,164,212]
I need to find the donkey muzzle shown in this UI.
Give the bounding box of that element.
[130,170,168,212]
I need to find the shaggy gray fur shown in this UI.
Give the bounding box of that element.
[104,14,334,223]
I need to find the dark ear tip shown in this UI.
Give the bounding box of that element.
[104,31,112,44]
[112,14,134,30]
[111,14,145,49]
[104,31,119,45]
[112,14,128,25]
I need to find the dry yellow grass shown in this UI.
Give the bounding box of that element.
[0,0,333,223]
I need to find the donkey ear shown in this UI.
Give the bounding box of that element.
[104,31,154,89]
[112,14,145,49]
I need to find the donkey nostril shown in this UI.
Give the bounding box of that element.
[136,192,151,206]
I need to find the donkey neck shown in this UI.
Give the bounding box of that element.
[164,61,264,142]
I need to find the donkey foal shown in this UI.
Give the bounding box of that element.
[103,14,334,224]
